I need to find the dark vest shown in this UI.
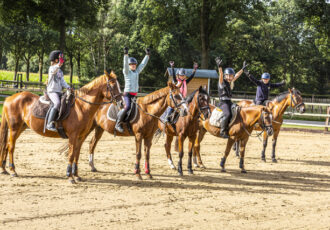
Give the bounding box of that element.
[218,80,232,100]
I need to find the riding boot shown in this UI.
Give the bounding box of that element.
[46,108,58,132]
[115,109,126,133]
[219,117,229,139]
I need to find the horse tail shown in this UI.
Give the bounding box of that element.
[0,110,9,157]
[152,128,162,144]
[59,143,70,157]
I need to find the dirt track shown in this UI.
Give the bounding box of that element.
[0,130,329,229]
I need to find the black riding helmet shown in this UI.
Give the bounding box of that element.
[49,50,63,62]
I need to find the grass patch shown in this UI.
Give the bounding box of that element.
[0,70,79,84]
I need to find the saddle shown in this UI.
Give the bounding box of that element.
[209,104,240,128]
[32,91,75,138]
[107,98,138,124]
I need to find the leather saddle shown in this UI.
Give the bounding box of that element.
[107,98,138,124]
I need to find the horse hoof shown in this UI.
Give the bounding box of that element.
[69,179,76,184]
[74,176,82,182]
[136,174,143,180]
[221,168,226,173]
[0,170,9,175]
[200,164,206,169]
[91,168,97,172]
[272,158,278,163]
[241,169,247,173]
[170,164,176,170]
[188,170,194,175]
[261,158,266,162]
[146,174,153,179]
[10,172,18,177]
[178,171,183,176]
[193,163,199,168]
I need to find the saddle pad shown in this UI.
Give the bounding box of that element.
[107,103,138,123]
[32,99,50,119]
[209,107,223,127]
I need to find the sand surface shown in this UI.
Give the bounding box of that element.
[0,130,329,229]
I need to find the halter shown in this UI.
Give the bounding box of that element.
[196,93,210,121]
[75,78,122,105]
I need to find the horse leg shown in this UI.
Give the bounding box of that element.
[143,135,153,179]
[72,139,84,182]
[7,123,25,177]
[164,134,175,170]
[134,133,143,180]
[220,137,235,172]
[0,147,8,174]
[271,131,280,163]
[177,135,185,176]
[187,135,196,175]
[239,138,248,173]
[235,141,240,158]
[88,125,104,172]
[193,128,206,169]
[66,137,78,184]
[261,132,268,162]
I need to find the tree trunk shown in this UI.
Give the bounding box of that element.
[77,50,81,79]
[14,56,19,81]
[39,50,44,83]
[69,54,73,84]
[0,43,3,69]
[26,57,30,82]
[201,0,210,69]
[59,16,66,51]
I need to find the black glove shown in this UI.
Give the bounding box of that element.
[215,57,222,67]
[242,61,248,70]
[124,47,128,55]
[193,62,198,70]
[145,48,150,55]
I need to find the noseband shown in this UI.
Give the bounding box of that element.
[290,92,304,111]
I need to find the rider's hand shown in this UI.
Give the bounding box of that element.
[169,61,174,67]
[215,57,222,67]
[124,47,129,55]
[145,48,150,55]
[242,61,248,70]
[193,62,198,70]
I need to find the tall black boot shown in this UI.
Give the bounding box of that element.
[46,108,58,132]
[219,117,229,139]
[115,109,126,133]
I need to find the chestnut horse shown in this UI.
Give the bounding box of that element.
[193,104,273,173]
[70,82,188,180]
[157,86,210,176]
[0,70,122,183]
[234,88,305,162]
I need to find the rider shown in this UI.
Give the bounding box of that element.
[115,47,150,133]
[166,61,198,122]
[46,50,71,132]
[216,57,247,138]
[244,70,285,105]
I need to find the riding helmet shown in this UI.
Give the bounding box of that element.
[176,68,186,76]
[128,57,138,65]
[224,68,235,75]
[261,73,271,79]
[49,50,62,61]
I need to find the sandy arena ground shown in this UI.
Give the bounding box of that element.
[0,129,329,229]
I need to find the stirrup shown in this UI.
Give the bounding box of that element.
[115,123,124,133]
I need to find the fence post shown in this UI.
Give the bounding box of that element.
[325,106,330,132]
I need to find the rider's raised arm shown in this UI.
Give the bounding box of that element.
[270,80,285,89]
[218,66,224,85]
[136,55,149,74]
[186,62,198,84]
[246,73,261,86]
[172,66,177,84]
[233,69,243,82]
[123,54,129,75]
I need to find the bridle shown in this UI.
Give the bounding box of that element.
[75,78,122,105]
[290,90,304,111]
[197,93,210,121]
[169,89,188,115]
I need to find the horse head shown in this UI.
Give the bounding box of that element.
[288,88,305,114]
[104,70,122,104]
[259,106,274,136]
[167,81,188,117]
[197,85,211,120]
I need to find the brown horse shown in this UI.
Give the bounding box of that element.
[79,82,188,180]
[157,86,210,176]
[193,104,273,173]
[234,88,305,162]
[0,70,122,183]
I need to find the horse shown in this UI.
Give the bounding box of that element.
[157,86,210,176]
[193,104,273,173]
[0,70,122,183]
[234,88,305,162]
[66,81,189,180]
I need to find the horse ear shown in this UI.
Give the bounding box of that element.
[104,70,110,79]
[198,85,202,91]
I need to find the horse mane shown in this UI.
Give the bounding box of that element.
[77,75,107,96]
[273,91,289,103]
[137,86,169,104]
